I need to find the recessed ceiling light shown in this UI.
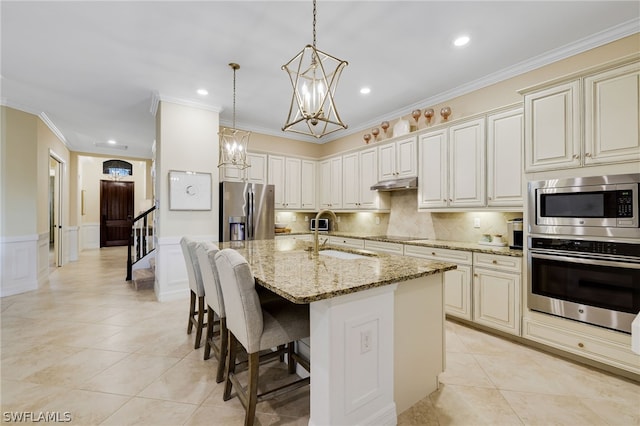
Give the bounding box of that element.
[360,87,371,95]
[454,35,470,47]
[197,88,209,96]
[107,139,117,144]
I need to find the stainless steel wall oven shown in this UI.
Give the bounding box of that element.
[528,174,640,334]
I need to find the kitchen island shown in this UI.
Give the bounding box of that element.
[220,239,456,426]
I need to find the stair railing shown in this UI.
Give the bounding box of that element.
[127,205,156,281]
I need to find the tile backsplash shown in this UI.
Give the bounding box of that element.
[387,191,522,242]
[276,191,522,242]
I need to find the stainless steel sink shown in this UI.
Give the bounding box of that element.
[319,249,368,260]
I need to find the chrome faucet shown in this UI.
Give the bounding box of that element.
[314,209,338,254]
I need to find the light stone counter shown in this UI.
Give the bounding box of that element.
[220,239,456,303]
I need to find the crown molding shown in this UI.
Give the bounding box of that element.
[39,112,69,147]
[329,18,640,143]
[150,91,223,116]
[1,99,70,148]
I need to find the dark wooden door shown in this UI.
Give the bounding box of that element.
[100,180,134,247]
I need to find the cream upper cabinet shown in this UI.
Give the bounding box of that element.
[220,152,267,183]
[487,108,523,207]
[418,118,486,208]
[300,160,317,210]
[584,62,640,165]
[343,147,389,210]
[523,80,581,172]
[319,156,342,209]
[418,129,448,208]
[268,155,301,209]
[378,135,417,181]
[448,118,486,207]
[246,153,267,183]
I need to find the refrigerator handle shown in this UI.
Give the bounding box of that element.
[247,190,254,240]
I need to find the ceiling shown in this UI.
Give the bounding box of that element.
[1,1,638,159]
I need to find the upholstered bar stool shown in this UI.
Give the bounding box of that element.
[179,237,207,349]
[214,248,310,426]
[195,241,226,383]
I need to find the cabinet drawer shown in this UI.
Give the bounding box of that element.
[364,240,403,255]
[328,236,365,249]
[524,318,639,374]
[404,245,472,265]
[473,253,521,273]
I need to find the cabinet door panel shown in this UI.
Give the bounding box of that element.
[285,157,301,209]
[378,143,396,181]
[585,63,640,164]
[444,265,472,320]
[524,80,581,171]
[342,152,359,208]
[473,268,520,335]
[246,153,267,183]
[418,130,448,208]
[319,160,332,208]
[330,157,343,209]
[301,160,316,210]
[487,109,523,207]
[359,148,379,208]
[449,119,485,207]
[396,137,417,177]
[268,155,286,208]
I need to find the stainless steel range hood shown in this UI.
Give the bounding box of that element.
[370,176,418,191]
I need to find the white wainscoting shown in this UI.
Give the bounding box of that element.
[81,223,100,250]
[154,235,215,302]
[1,234,40,297]
[67,226,79,261]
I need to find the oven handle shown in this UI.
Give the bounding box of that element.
[530,252,640,269]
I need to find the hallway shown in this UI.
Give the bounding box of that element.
[1,247,638,425]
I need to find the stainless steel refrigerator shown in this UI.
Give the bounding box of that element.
[219,181,275,241]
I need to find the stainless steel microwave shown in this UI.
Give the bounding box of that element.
[528,174,640,239]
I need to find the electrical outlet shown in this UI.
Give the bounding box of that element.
[360,330,372,353]
[304,216,309,222]
[276,214,280,222]
[473,217,481,228]
[375,216,380,225]
[336,216,341,223]
[291,215,296,222]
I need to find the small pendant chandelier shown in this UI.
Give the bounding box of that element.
[218,63,251,170]
[282,0,348,139]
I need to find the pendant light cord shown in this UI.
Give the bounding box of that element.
[312,0,317,49]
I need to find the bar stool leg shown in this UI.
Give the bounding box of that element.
[216,318,228,383]
[223,331,237,401]
[194,295,206,349]
[245,352,260,426]
[187,291,196,334]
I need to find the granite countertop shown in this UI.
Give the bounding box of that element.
[219,239,456,304]
[282,231,524,257]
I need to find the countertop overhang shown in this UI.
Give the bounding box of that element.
[219,239,456,304]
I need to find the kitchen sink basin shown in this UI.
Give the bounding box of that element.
[319,249,368,260]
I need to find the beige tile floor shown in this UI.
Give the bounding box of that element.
[1,246,639,425]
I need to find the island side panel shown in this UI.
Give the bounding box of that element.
[394,273,445,415]
[309,284,398,426]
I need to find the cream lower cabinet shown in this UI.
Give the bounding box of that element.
[363,239,403,255]
[403,245,473,320]
[472,253,521,335]
[327,236,365,249]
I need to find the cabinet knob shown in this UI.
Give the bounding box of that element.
[578,342,584,348]
[473,273,478,278]
[449,198,452,202]
[443,199,447,202]
[573,154,579,159]
[431,252,436,256]
[492,260,497,264]
[585,153,592,158]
